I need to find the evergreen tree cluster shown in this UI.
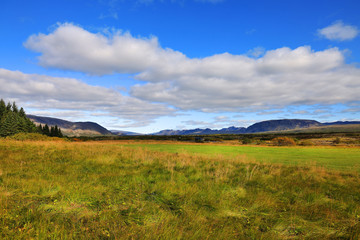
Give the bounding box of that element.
[0,99,38,137]
[37,124,63,137]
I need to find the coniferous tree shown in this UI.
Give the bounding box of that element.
[57,126,63,137]
[19,107,26,118]
[43,124,50,136]
[0,99,6,120]
[0,99,38,137]
[0,111,19,137]
[0,99,62,138]
[37,124,43,134]
[12,102,18,113]
[6,102,11,112]
[50,126,55,137]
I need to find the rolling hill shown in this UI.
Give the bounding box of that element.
[27,115,113,137]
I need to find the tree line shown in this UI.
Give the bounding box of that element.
[0,99,62,138]
[37,124,63,137]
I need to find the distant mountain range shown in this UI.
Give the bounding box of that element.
[152,119,323,135]
[27,115,360,136]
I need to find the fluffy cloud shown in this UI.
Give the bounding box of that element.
[25,23,185,75]
[132,46,359,111]
[25,23,360,114]
[318,21,359,41]
[0,68,174,123]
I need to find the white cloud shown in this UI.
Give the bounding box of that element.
[257,110,284,116]
[0,68,174,125]
[25,23,187,76]
[25,23,360,115]
[132,46,359,111]
[247,46,264,58]
[318,21,359,41]
[293,110,310,115]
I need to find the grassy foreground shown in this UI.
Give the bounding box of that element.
[1,140,360,239]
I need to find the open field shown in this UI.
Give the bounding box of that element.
[1,139,360,239]
[122,141,360,172]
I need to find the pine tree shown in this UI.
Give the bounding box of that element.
[0,111,20,137]
[6,102,11,112]
[43,124,50,136]
[0,99,6,120]
[58,127,63,137]
[0,99,38,137]
[12,102,19,113]
[50,126,55,137]
[19,107,26,118]
[37,124,42,133]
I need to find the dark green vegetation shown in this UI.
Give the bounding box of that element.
[37,124,63,138]
[0,100,62,138]
[1,140,360,239]
[0,99,37,137]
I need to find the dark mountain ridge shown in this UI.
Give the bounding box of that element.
[323,121,360,125]
[153,127,247,136]
[245,119,321,133]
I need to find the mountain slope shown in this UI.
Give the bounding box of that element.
[246,119,322,133]
[152,119,360,135]
[152,127,247,135]
[27,115,112,136]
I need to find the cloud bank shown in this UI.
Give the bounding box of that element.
[0,68,174,125]
[24,23,360,115]
[318,21,359,41]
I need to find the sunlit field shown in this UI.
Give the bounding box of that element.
[1,139,360,239]
[121,141,360,172]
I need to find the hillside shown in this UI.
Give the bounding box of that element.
[153,127,247,136]
[27,115,112,137]
[245,119,321,133]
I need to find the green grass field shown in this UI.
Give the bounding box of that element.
[1,140,360,239]
[124,142,360,171]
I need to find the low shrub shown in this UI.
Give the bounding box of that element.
[241,138,252,145]
[272,136,296,146]
[333,137,341,144]
[299,139,315,146]
[5,132,64,141]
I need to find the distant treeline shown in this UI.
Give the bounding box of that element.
[0,99,62,138]
[70,132,360,143]
[37,124,63,138]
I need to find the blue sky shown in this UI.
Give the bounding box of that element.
[1,0,359,133]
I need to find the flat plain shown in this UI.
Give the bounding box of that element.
[122,141,360,171]
[1,139,360,239]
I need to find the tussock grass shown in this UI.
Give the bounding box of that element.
[0,140,360,239]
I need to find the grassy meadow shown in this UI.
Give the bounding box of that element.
[122,142,360,172]
[1,139,360,239]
